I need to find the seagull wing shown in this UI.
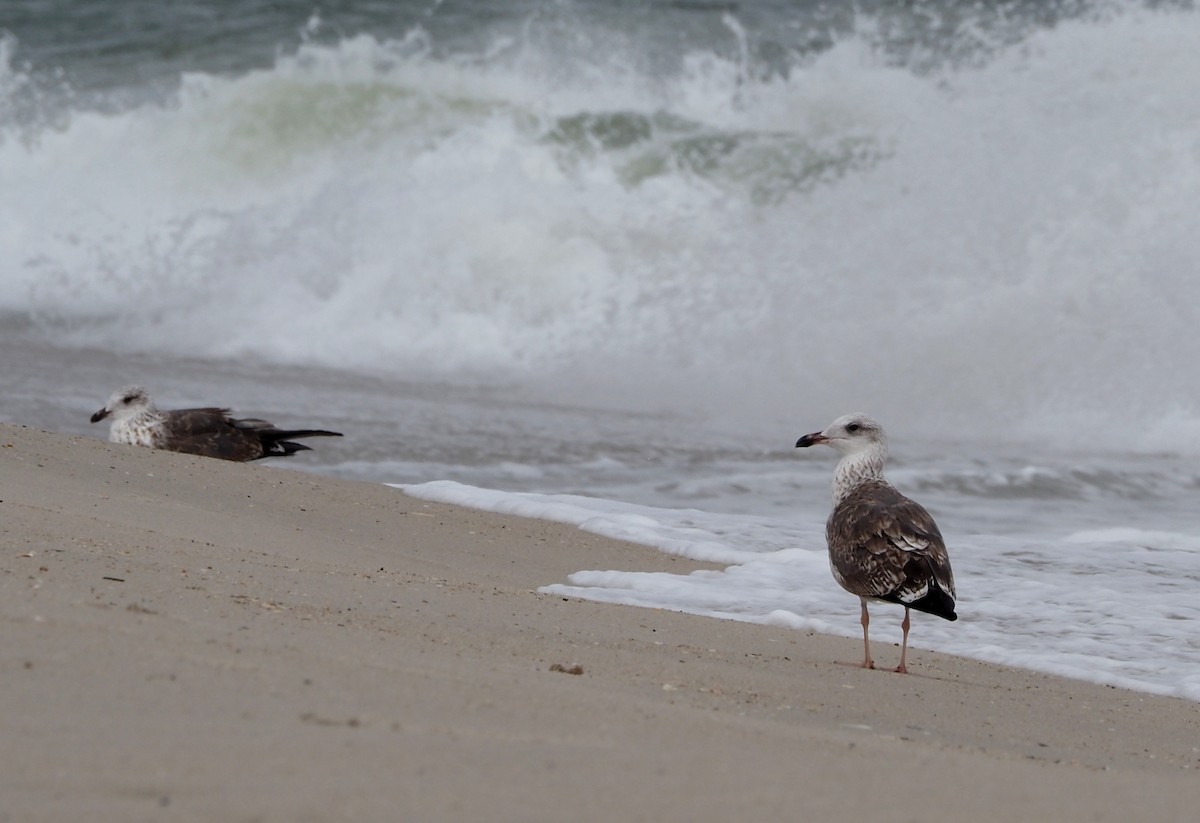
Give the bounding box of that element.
[160,408,264,461]
[827,480,957,619]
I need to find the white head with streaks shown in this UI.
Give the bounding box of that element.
[795,413,889,503]
[91,385,156,424]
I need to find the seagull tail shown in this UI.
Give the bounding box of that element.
[907,586,957,622]
[266,428,343,441]
[258,429,343,458]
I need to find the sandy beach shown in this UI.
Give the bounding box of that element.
[2,421,1198,822]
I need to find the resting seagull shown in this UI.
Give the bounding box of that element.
[796,413,956,673]
[90,385,343,462]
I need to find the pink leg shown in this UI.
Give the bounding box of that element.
[859,599,875,669]
[894,607,911,674]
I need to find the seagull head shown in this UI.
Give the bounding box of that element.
[795,413,888,458]
[91,385,154,424]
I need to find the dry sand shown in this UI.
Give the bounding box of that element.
[2,422,1198,822]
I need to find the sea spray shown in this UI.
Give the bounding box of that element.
[2,1,1199,449]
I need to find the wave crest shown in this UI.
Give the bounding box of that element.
[5,3,1200,450]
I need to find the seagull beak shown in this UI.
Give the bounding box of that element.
[90,408,110,423]
[795,431,826,448]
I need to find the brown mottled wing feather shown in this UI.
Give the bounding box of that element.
[161,408,264,461]
[826,480,957,620]
[162,409,341,461]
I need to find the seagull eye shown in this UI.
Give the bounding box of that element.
[846,423,861,433]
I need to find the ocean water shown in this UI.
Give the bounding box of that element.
[3,0,1200,700]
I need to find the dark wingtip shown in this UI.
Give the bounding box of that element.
[905,587,957,622]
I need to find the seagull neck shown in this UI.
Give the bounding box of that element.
[117,407,165,432]
[831,451,885,504]
[109,407,167,447]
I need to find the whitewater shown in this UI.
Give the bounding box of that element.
[2,0,1200,700]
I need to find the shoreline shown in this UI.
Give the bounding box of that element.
[2,422,1198,821]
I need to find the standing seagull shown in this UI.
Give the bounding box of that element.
[90,385,343,462]
[796,413,956,673]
